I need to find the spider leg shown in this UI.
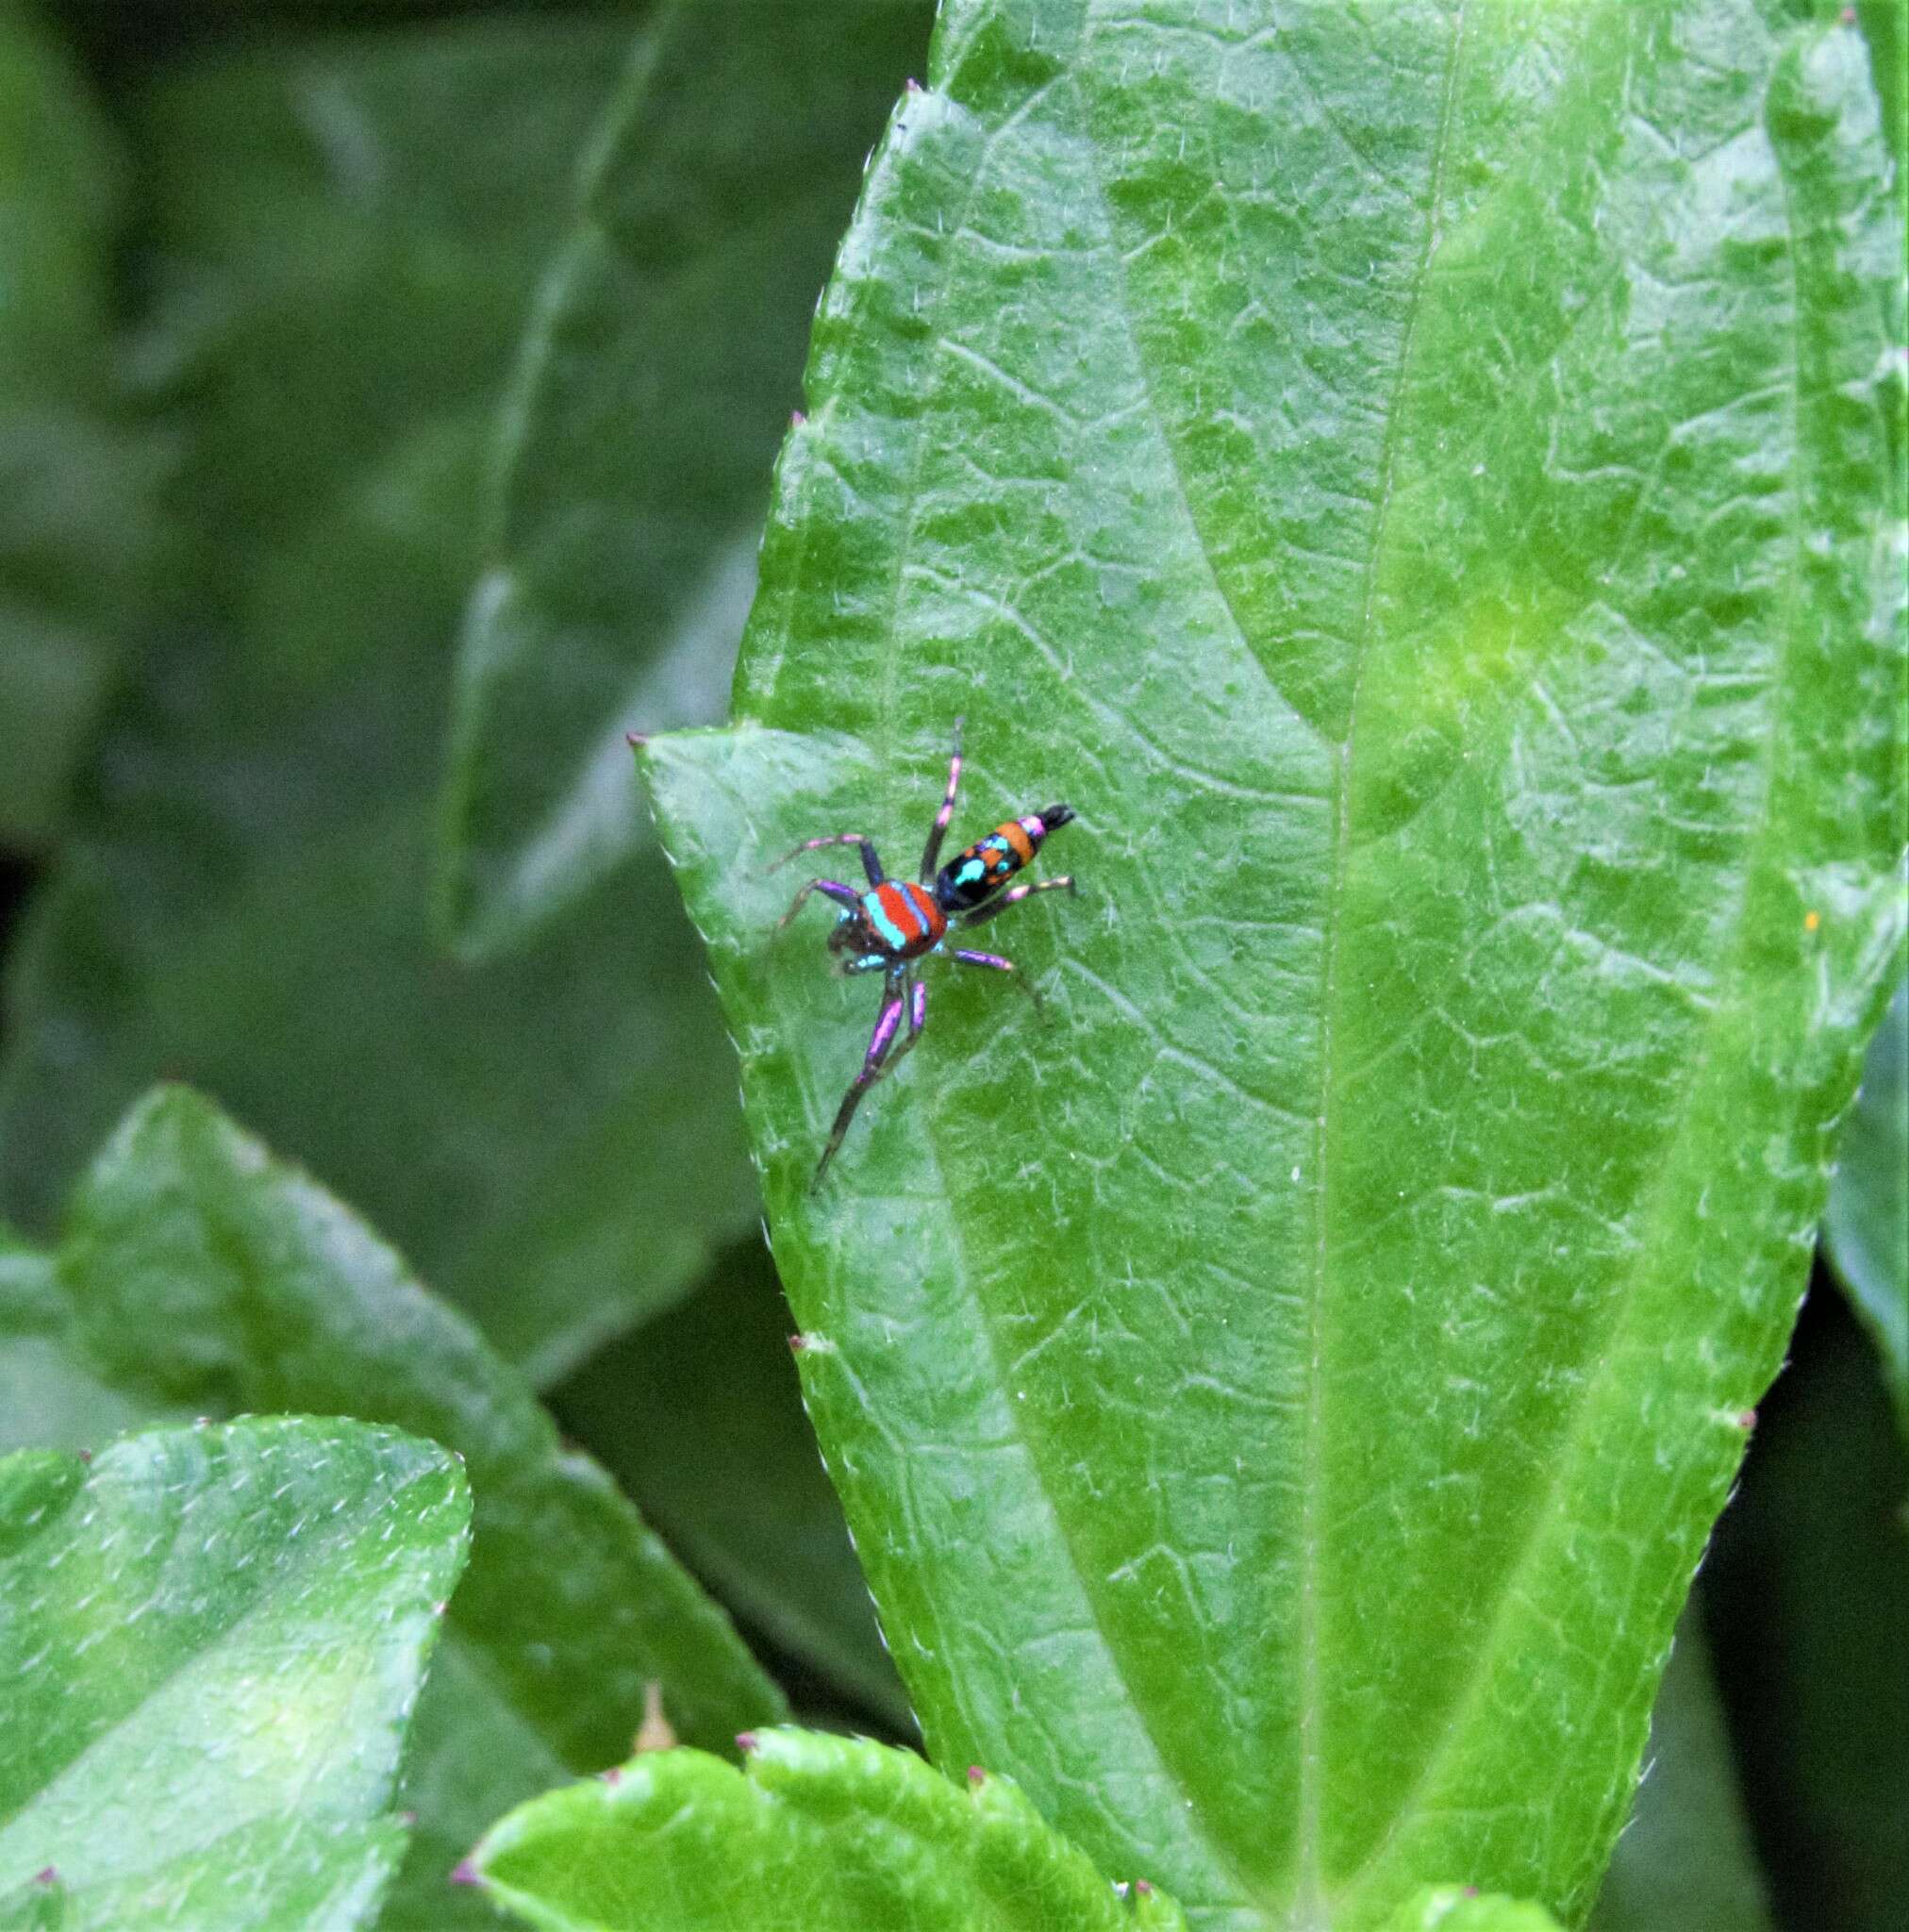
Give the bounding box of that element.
[777,878,862,932]
[958,874,1076,928]
[771,833,886,888]
[811,969,927,1191]
[949,946,1043,1011]
[920,716,966,882]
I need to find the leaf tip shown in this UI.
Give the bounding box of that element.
[34,1870,56,1887]
[449,1860,481,1889]
[626,729,650,753]
[737,1730,760,1756]
[966,1764,988,1788]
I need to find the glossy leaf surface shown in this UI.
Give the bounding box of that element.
[1824,977,1908,1430]
[0,16,754,1381]
[643,3,1908,1924]
[471,1728,1189,1932]
[439,0,930,958]
[0,1086,783,1929]
[0,1417,469,1929]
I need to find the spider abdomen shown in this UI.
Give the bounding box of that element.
[934,806,1073,914]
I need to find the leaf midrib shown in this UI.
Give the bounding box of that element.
[1296,8,1472,1922]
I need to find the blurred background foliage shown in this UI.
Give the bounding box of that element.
[0,3,1900,1928]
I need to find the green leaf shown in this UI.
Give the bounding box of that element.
[438,0,931,959]
[470,1727,1190,1932]
[1824,978,1909,1432]
[1380,1890,1564,1932]
[1702,1291,1909,1932]
[554,1238,911,1731]
[641,4,1908,1925]
[6,1085,785,1929]
[1587,1601,1770,1932]
[0,0,162,846]
[0,1415,470,1930]
[0,16,756,1380]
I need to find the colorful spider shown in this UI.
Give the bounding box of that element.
[773,718,1076,1189]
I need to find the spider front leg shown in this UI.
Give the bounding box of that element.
[920,715,965,881]
[772,832,886,888]
[949,946,1043,1011]
[777,877,862,933]
[958,874,1076,928]
[811,970,929,1191]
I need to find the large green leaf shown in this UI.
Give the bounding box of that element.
[640,3,1908,1925]
[0,1416,469,1929]
[0,0,161,847]
[1824,976,1908,1430]
[0,16,755,1380]
[470,1728,1192,1932]
[438,0,931,959]
[0,1086,785,1930]
[554,1236,911,1731]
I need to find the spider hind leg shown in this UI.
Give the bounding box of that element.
[811,972,928,1190]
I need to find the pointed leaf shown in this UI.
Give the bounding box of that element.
[0,18,755,1379]
[641,3,1907,1925]
[0,1416,469,1930]
[1824,978,1908,1432]
[471,1728,1188,1932]
[438,0,931,958]
[10,1085,784,1928]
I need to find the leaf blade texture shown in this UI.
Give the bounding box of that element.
[642,3,1908,1925]
[0,1086,785,1929]
[0,1416,469,1930]
[471,1727,1190,1932]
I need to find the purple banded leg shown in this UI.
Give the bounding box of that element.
[920,716,966,881]
[772,833,886,888]
[959,874,1076,928]
[811,970,928,1191]
[777,878,862,932]
[950,946,1042,1010]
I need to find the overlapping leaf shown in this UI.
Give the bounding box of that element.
[471,1728,1190,1932]
[439,0,931,958]
[0,16,755,1379]
[0,1087,784,1929]
[0,1417,469,1930]
[641,2,1907,1924]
